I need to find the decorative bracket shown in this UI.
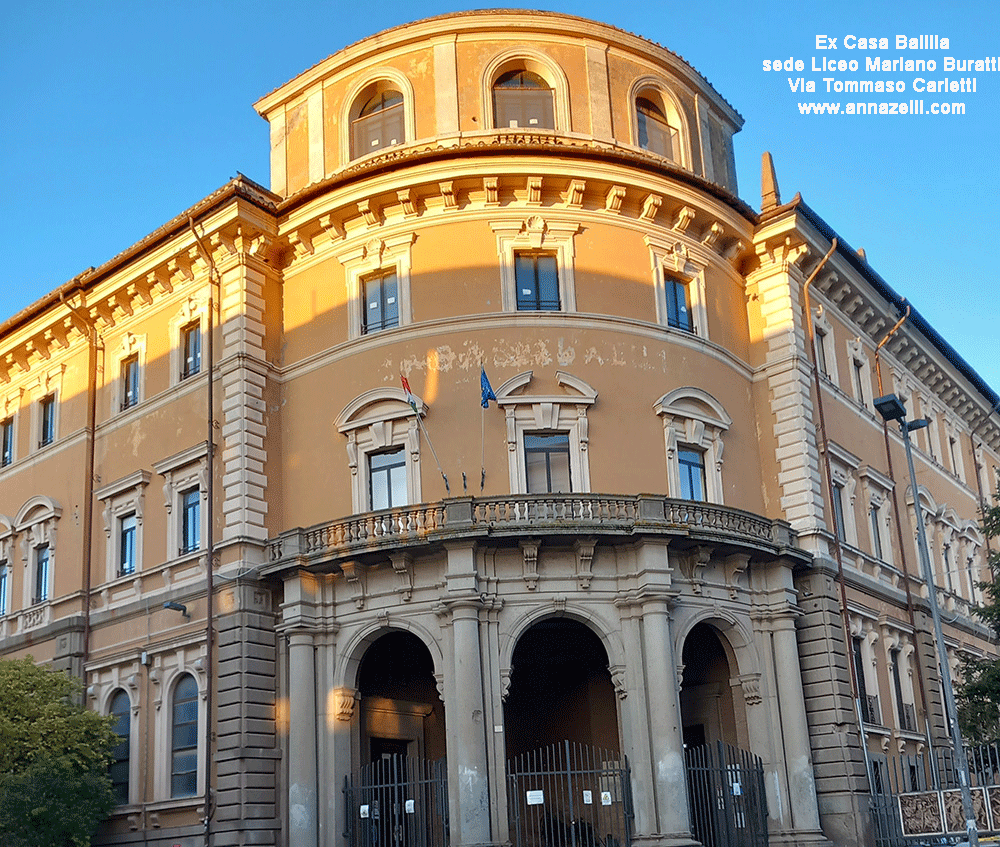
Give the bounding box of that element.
[679,545,712,595]
[341,560,365,609]
[520,539,540,590]
[391,552,413,602]
[725,553,750,600]
[575,538,596,589]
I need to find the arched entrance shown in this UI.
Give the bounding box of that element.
[503,618,631,846]
[352,630,448,847]
[680,622,768,847]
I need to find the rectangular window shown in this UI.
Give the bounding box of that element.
[942,543,953,592]
[853,360,866,406]
[362,271,399,335]
[815,329,829,376]
[515,252,560,311]
[831,482,847,542]
[39,395,55,447]
[525,432,572,494]
[171,675,199,798]
[665,277,693,332]
[678,447,706,501]
[852,637,873,722]
[180,488,200,555]
[1,417,12,467]
[890,649,908,728]
[181,323,201,379]
[368,448,407,510]
[120,356,139,410]
[34,545,50,604]
[0,562,8,616]
[109,691,131,805]
[119,513,137,576]
[869,505,883,560]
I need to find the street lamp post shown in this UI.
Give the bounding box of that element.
[873,393,979,846]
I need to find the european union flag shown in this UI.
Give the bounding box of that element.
[481,366,497,409]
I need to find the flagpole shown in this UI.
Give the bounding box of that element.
[481,392,486,493]
[401,373,450,495]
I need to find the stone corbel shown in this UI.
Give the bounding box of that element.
[114,290,134,318]
[605,185,626,213]
[318,213,345,241]
[680,545,712,595]
[397,188,418,217]
[739,672,762,706]
[288,230,315,259]
[500,667,512,701]
[167,255,194,284]
[358,200,381,227]
[391,552,413,602]
[566,179,585,207]
[147,268,173,297]
[672,205,695,233]
[341,560,365,609]
[702,222,724,249]
[434,673,445,702]
[722,240,745,263]
[483,176,499,206]
[640,194,662,221]
[725,553,750,600]
[439,181,457,209]
[335,688,360,721]
[575,539,596,589]
[527,176,543,205]
[520,539,540,590]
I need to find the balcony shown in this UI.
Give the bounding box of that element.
[265,494,804,570]
[863,694,883,726]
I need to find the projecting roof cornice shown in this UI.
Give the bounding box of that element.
[752,202,1000,450]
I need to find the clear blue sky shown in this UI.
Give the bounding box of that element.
[2,0,997,393]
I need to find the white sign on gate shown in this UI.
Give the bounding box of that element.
[601,791,613,806]
[582,790,593,805]
[526,790,544,805]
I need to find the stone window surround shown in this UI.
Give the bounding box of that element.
[153,444,208,561]
[86,663,143,808]
[812,306,839,384]
[0,516,11,617]
[858,465,894,566]
[879,625,917,727]
[481,48,571,133]
[495,370,596,495]
[96,470,151,583]
[338,232,416,341]
[653,387,731,504]
[148,650,207,802]
[644,234,709,339]
[1,393,17,468]
[14,496,61,615]
[29,366,65,452]
[846,337,872,409]
[339,68,417,166]
[849,613,882,724]
[491,217,580,314]
[168,297,208,385]
[628,76,690,168]
[336,387,425,513]
[823,441,860,548]
[111,332,146,416]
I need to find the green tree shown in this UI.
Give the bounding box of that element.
[957,487,1000,742]
[0,657,118,847]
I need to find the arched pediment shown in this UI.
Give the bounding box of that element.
[14,495,62,529]
[653,387,732,429]
[335,387,426,432]
[495,370,597,404]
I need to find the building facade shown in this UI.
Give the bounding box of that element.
[1,11,998,847]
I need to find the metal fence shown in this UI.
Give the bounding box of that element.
[344,756,449,847]
[684,741,768,847]
[506,741,633,847]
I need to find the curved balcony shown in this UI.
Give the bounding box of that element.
[264,494,807,572]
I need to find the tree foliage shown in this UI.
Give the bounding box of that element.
[0,657,118,847]
[957,487,1000,743]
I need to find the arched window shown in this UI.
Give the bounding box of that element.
[351,84,405,159]
[636,96,679,161]
[109,690,131,805]
[171,674,198,798]
[493,69,554,130]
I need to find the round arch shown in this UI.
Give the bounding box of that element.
[339,67,416,165]
[337,617,446,694]
[14,495,62,529]
[673,606,760,682]
[627,75,691,168]
[481,47,572,132]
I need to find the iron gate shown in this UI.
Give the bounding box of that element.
[507,740,633,847]
[344,755,448,847]
[684,741,768,847]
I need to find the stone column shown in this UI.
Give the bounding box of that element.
[642,599,697,846]
[449,599,492,846]
[288,631,318,847]
[772,614,824,834]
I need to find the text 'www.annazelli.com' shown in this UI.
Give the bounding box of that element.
[797,100,966,115]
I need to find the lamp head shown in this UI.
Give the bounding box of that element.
[873,393,907,422]
[163,601,190,619]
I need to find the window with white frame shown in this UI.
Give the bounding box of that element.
[0,517,12,617]
[170,674,199,798]
[336,387,424,513]
[39,394,56,447]
[850,617,882,725]
[181,321,201,380]
[654,387,731,504]
[120,355,139,411]
[812,307,837,382]
[859,466,893,565]
[629,81,686,165]
[112,333,145,415]
[153,445,208,560]
[644,235,708,339]
[824,442,860,546]
[109,689,131,805]
[847,339,870,409]
[1,416,12,467]
[495,371,596,495]
[351,85,405,158]
[97,471,150,583]
[14,496,61,614]
[493,218,579,313]
[482,51,569,132]
[337,233,415,341]
[0,558,8,616]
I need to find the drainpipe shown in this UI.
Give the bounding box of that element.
[872,308,938,765]
[801,239,876,791]
[59,289,101,683]
[188,218,219,847]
